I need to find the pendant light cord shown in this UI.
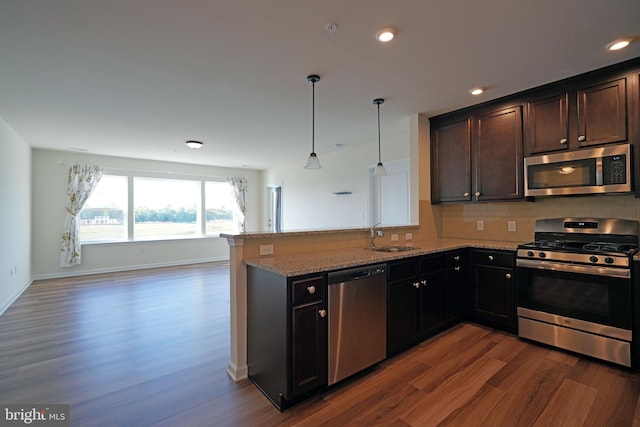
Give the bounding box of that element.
[312,79,315,153]
[377,102,381,163]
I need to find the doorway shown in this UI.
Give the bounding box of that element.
[267,186,282,232]
[369,159,409,226]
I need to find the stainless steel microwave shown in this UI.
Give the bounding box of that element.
[524,143,632,197]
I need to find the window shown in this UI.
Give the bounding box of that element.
[134,177,201,239]
[79,175,128,242]
[79,174,239,243]
[205,181,238,235]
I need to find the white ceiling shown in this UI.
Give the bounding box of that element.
[1,1,639,170]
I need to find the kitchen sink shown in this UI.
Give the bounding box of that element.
[370,246,417,253]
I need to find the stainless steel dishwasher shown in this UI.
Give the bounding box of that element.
[327,264,387,385]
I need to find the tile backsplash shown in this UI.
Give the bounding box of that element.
[426,194,640,243]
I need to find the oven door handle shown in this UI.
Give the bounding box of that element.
[516,258,631,279]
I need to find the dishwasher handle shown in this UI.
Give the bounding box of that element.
[349,271,371,280]
[328,264,387,285]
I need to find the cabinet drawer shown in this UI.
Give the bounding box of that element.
[388,258,418,281]
[291,276,325,305]
[419,254,444,273]
[472,250,513,268]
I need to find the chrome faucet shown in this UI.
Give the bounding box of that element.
[370,222,384,249]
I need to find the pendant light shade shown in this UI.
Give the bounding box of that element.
[305,74,322,169]
[373,98,387,176]
[185,140,203,149]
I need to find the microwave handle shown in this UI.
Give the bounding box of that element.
[596,157,603,186]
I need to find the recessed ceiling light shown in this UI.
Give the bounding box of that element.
[607,38,632,51]
[186,140,203,149]
[376,27,396,43]
[469,87,484,96]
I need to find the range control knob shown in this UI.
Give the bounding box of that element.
[604,257,614,264]
[539,252,546,258]
[527,251,534,257]
[589,256,599,263]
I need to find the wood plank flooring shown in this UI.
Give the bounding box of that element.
[2,262,640,426]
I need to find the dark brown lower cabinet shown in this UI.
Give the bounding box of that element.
[247,266,326,411]
[387,254,447,356]
[443,250,468,322]
[248,248,518,410]
[291,299,326,396]
[468,249,517,333]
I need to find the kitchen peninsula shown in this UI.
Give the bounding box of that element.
[222,225,518,388]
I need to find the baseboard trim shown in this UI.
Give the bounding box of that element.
[32,256,229,281]
[0,278,33,316]
[227,360,248,382]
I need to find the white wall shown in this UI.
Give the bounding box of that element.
[0,118,32,314]
[32,149,261,279]
[262,129,411,230]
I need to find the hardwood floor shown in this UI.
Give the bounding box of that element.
[2,262,640,426]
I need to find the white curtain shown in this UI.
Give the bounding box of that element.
[60,164,103,267]
[227,177,247,232]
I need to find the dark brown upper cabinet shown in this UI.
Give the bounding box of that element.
[431,105,523,204]
[431,57,640,202]
[525,76,628,155]
[525,92,569,154]
[430,117,472,203]
[577,77,627,148]
[473,105,523,202]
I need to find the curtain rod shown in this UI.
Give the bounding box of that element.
[56,161,245,180]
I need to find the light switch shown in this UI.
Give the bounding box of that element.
[405,233,413,241]
[391,234,399,241]
[476,220,484,231]
[508,221,517,232]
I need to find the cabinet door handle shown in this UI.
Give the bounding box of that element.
[464,192,470,197]
[306,285,316,295]
[421,280,427,286]
[454,255,460,261]
[413,282,420,289]
[578,135,586,142]
[318,309,327,318]
[454,266,461,271]
[560,138,567,145]
[475,191,481,197]
[488,255,494,261]
[505,273,512,279]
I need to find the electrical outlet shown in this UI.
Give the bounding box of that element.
[405,233,413,241]
[391,234,398,242]
[259,244,274,256]
[508,220,517,232]
[476,220,484,231]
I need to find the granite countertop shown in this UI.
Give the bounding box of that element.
[244,238,520,276]
[221,224,418,240]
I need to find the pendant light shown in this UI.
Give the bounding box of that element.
[185,140,203,149]
[373,98,387,176]
[305,74,322,169]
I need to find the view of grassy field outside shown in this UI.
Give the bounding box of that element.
[79,219,234,242]
[79,175,238,243]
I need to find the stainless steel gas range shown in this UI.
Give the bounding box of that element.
[516,218,639,367]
